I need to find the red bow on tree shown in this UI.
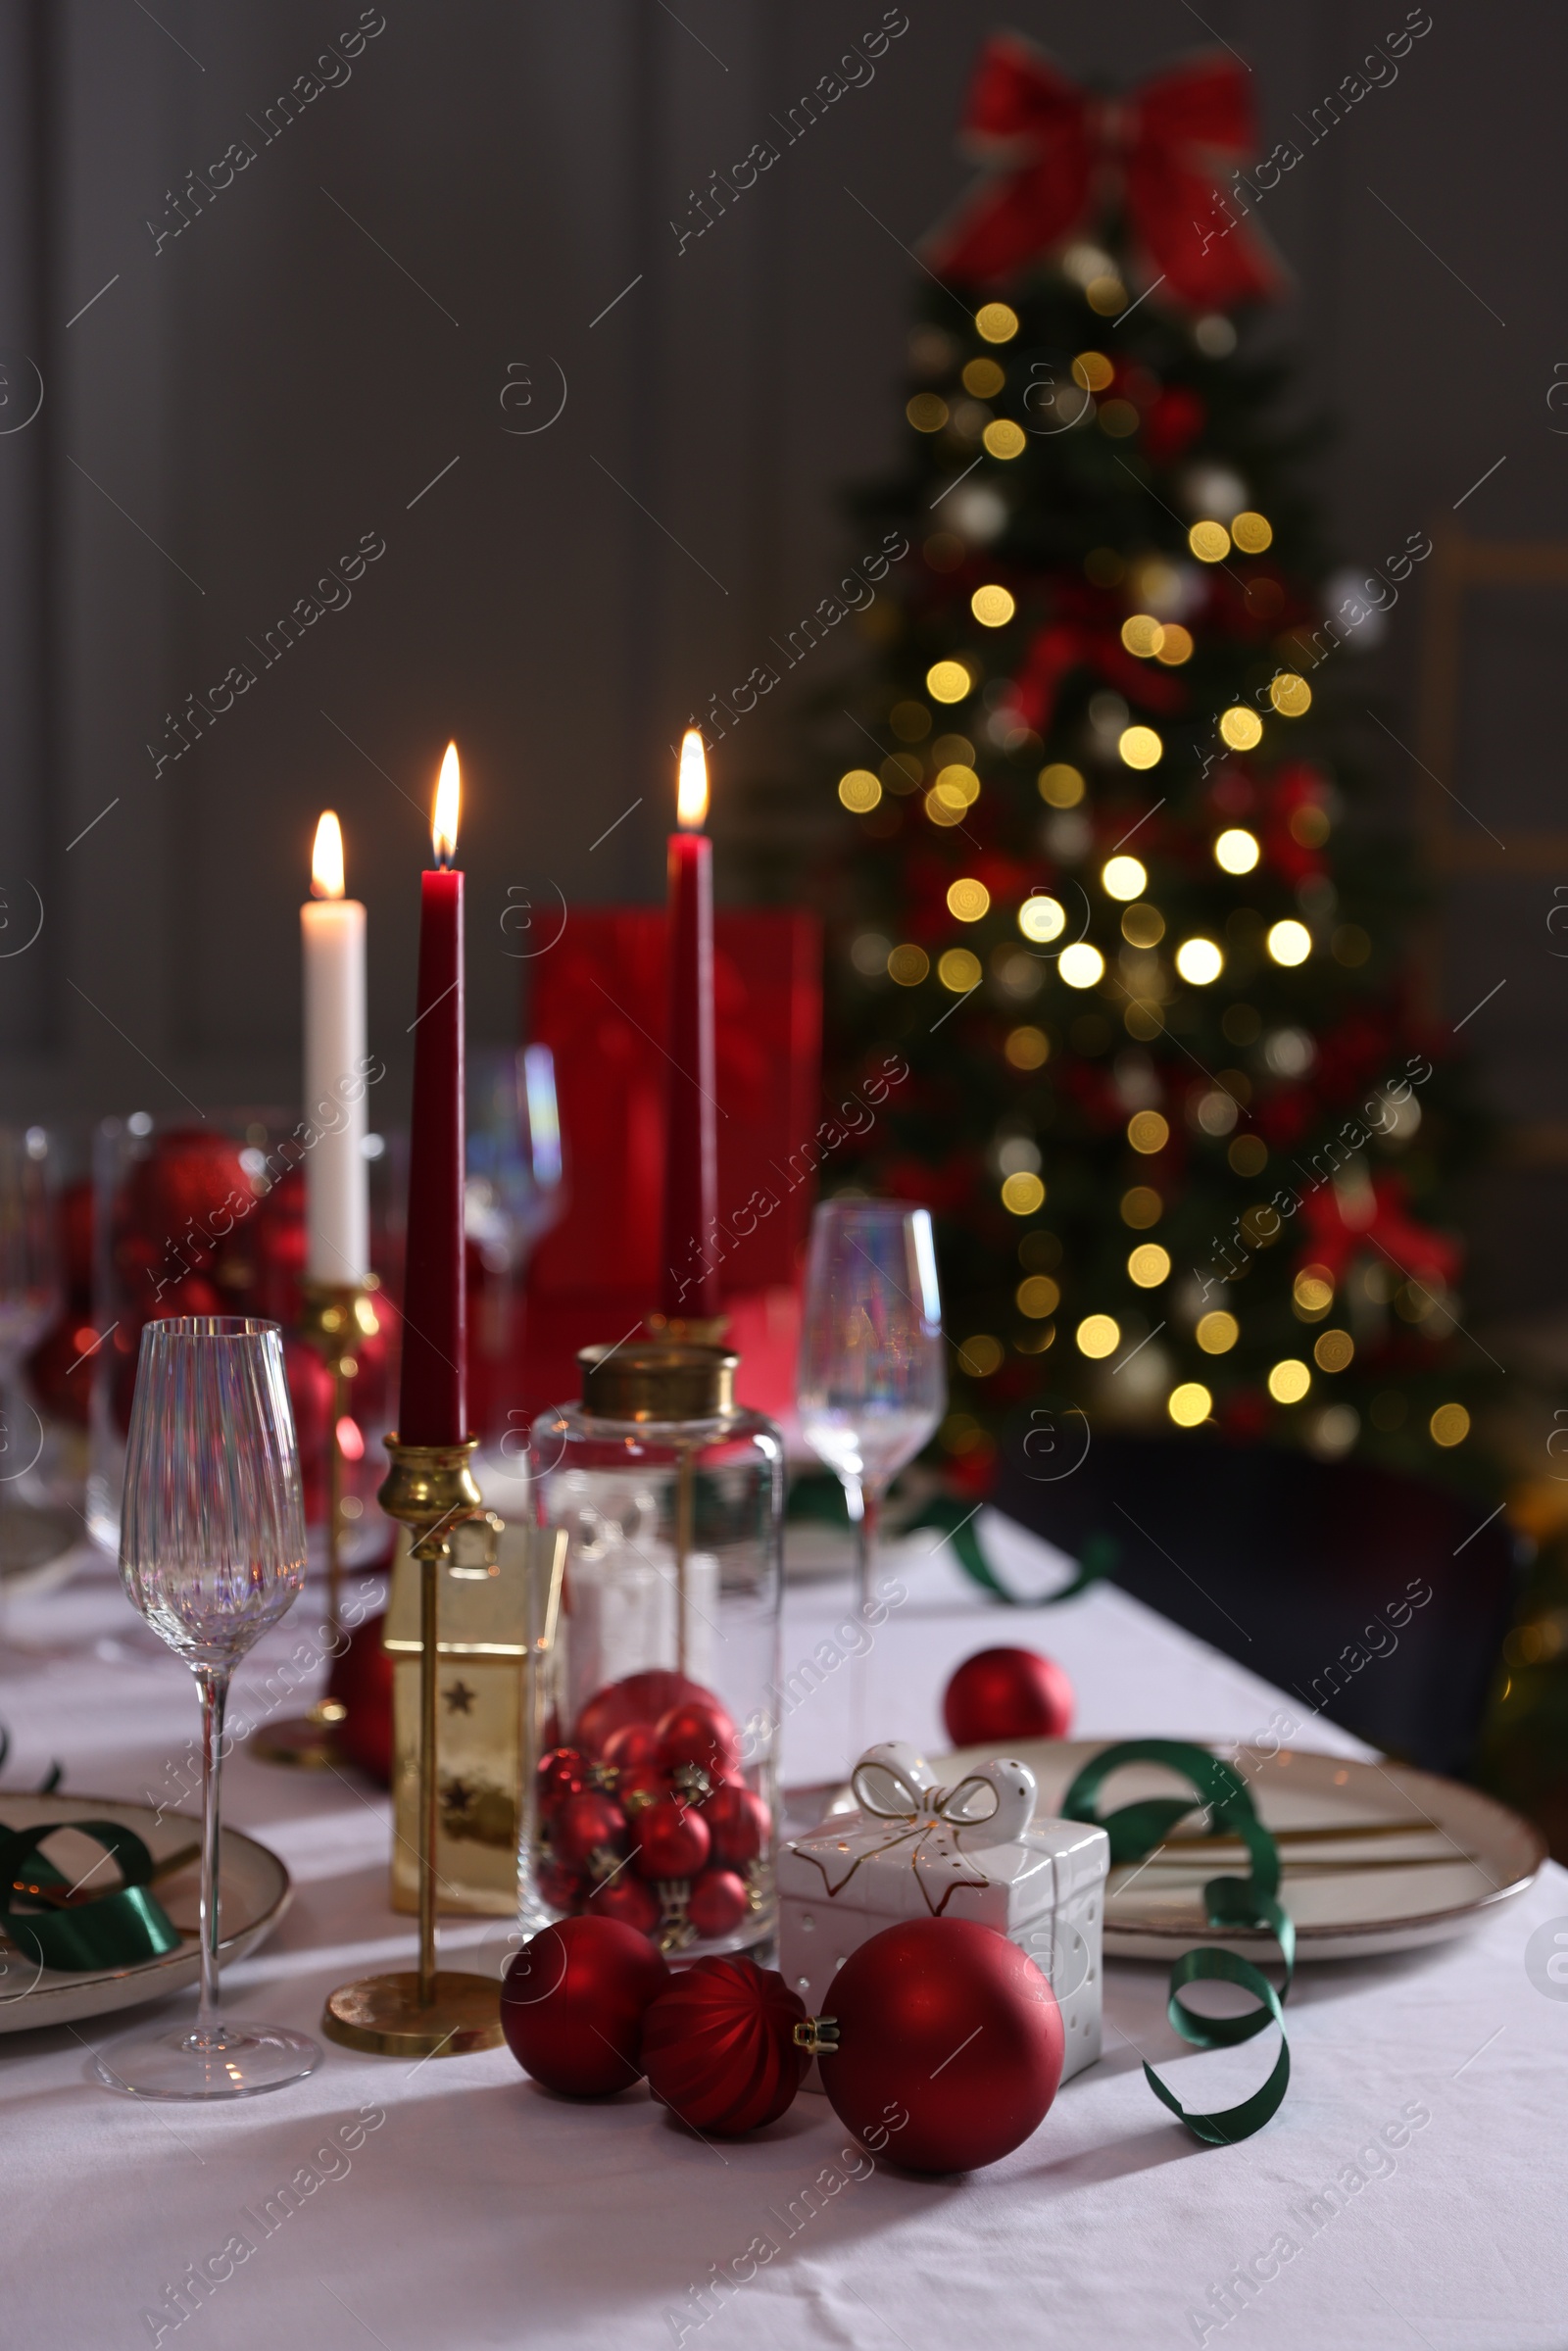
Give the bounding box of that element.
[1297,1172,1462,1293]
[925,37,1281,312]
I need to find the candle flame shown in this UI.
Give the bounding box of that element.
[432,742,461,866]
[311,810,345,900]
[676,729,709,830]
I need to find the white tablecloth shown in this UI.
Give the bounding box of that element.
[3,1515,1564,2351]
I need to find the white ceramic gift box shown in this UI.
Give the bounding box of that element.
[779,1741,1109,2086]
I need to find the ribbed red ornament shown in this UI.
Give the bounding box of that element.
[820,1919,1063,2173]
[642,1956,808,2133]
[942,1645,1075,1746]
[501,1917,668,2095]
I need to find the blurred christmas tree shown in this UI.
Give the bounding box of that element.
[818,38,1490,1490]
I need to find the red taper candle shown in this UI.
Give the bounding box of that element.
[397,741,467,1444]
[660,729,719,1318]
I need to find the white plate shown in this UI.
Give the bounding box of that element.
[0,1794,292,2033]
[814,1739,1547,1963]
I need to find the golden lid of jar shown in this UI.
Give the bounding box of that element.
[577,1343,738,1422]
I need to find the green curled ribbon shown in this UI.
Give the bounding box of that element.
[901,1499,1117,1607]
[1061,1739,1295,2147]
[0,1821,184,1973]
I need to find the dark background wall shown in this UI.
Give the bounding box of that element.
[0,0,1562,1322]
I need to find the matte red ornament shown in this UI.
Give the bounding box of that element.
[687,1869,750,1940]
[574,1670,713,1758]
[820,1919,1063,2173]
[602,1721,663,1775]
[536,1746,592,1820]
[501,1916,668,2095]
[587,1874,662,1935]
[642,1956,808,2133]
[657,1700,739,1781]
[701,1783,768,1868]
[942,1645,1075,1746]
[633,1798,710,1882]
[555,1791,628,1873]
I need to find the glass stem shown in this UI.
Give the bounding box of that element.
[194,1666,229,2045]
[851,1482,881,1622]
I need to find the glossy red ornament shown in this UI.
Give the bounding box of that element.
[325,1608,393,1785]
[656,1700,739,1781]
[536,1746,592,1820]
[942,1646,1075,1747]
[642,1956,808,2133]
[701,1783,768,1868]
[502,1916,669,2096]
[821,1919,1063,2173]
[587,1874,662,1935]
[687,1869,750,1940]
[633,1798,710,1882]
[613,1764,669,1813]
[555,1791,628,1873]
[574,1670,712,1758]
[602,1720,662,1775]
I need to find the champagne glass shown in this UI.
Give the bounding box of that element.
[95,1317,318,2099]
[796,1201,946,1614]
[0,1125,74,1574]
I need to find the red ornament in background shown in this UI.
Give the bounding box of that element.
[536,1747,592,1820]
[641,1956,808,2134]
[326,1609,393,1785]
[602,1721,663,1776]
[702,1783,768,1868]
[943,1645,1074,1746]
[588,1876,662,1935]
[555,1792,628,1874]
[687,1870,751,1941]
[821,1919,1063,2174]
[656,1700,739,1782]
[501,1917,668,2097]
[574,1670,710,1759]
[633,1799,710,1883]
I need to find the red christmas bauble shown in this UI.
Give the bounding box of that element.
[535,1858,588,1914]
[613,1764,670,1813]
[536,1746,592,1819]
[701,1783,768,1868]
[942,1646,1075,1747]
[587,1874,662,1935]
[642,1956,808,2133]
[821,1919,1063,2173]
[574,1670,713,1758]
[555,1791,628,1873]
[502,1917,668,2096]
[687,1869,750,1940]
[326,1608,393,1785]
[656,1700,739,1781]
[633,1798,710,1882]
[602,1720,663,1775]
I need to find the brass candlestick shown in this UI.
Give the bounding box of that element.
[321,1435,506,2056]
[254,1277,380,1770]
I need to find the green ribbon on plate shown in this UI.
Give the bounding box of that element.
[899,1499,1117,1607]
[0,1820,184,1973]
[1061,1739,1295,2146]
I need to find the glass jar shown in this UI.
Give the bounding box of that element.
[521,1344,783,1959]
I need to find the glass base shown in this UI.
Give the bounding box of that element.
[93,2018,321,2101]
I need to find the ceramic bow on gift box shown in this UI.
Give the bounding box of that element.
[779,1740,1109,2085]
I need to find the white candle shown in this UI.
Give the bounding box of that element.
[301,810,369,1283]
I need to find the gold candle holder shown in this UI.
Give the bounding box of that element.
[254,1276,380,1770]
[320,1435,506,2057]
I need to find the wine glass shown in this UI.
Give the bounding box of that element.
[0,1125,75,1575]
[796,1201,946,1615]
[94,1317,318,2100]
